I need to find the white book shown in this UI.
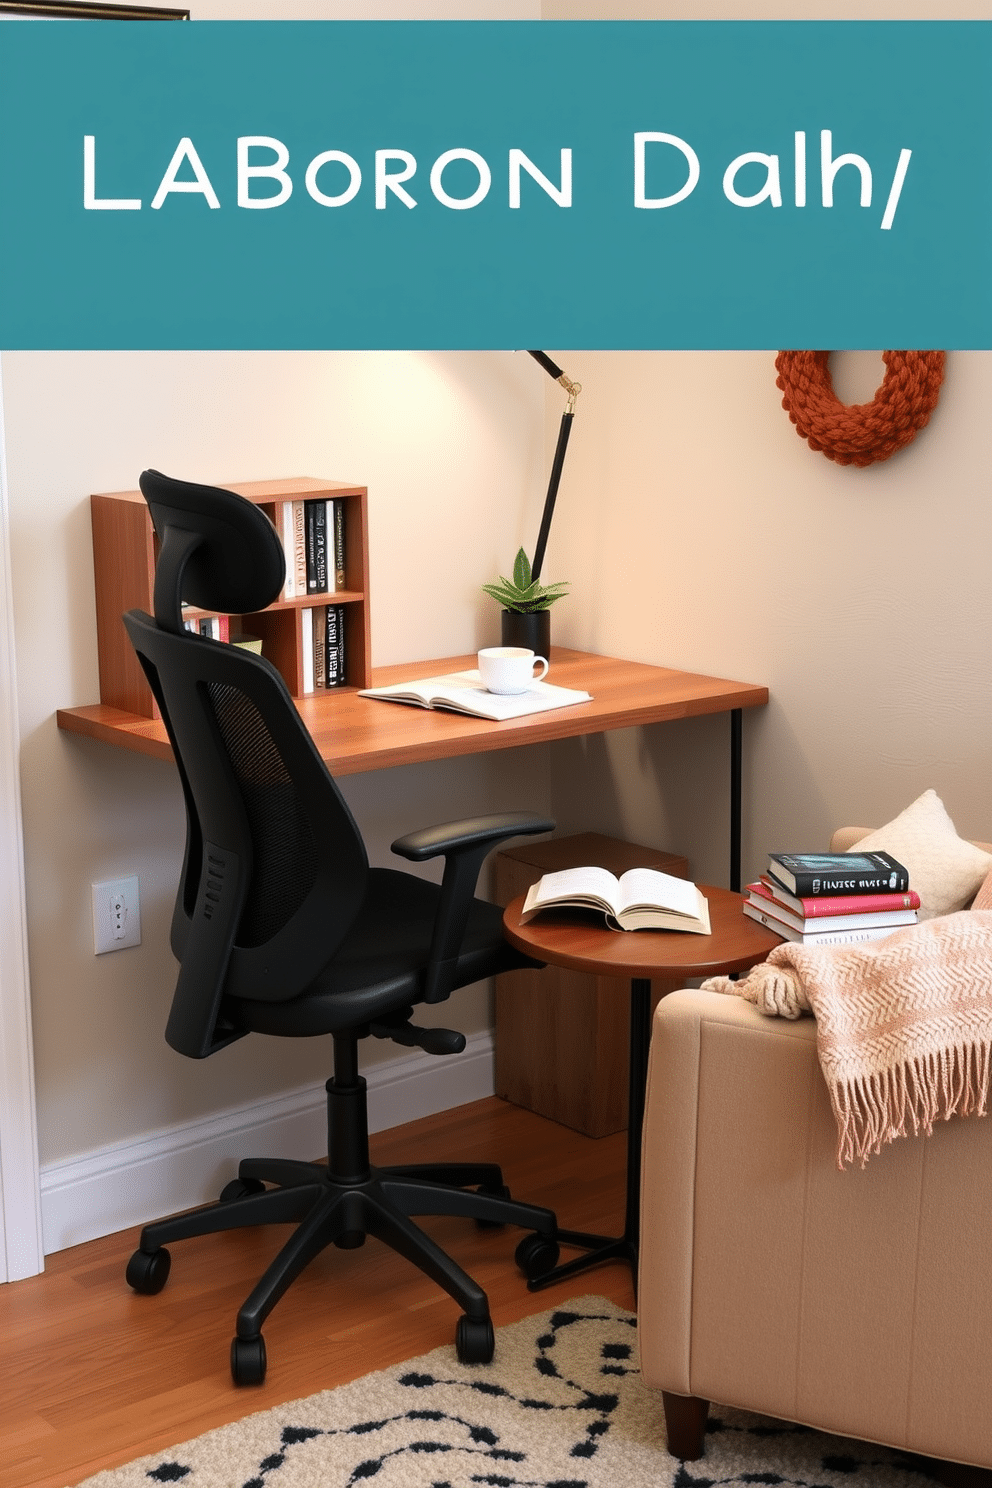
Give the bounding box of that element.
[743,903,899,946]
[292,499,307,599]
[520,865,710,935]
[359,669,592,722]
[301,607,314,693]
[281,502,296,599]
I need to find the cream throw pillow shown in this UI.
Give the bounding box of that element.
[851,789,992,920]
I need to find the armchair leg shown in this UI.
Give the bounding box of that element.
[662,1391,710,1460]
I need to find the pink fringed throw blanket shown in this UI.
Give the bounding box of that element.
[702,910,992,1167]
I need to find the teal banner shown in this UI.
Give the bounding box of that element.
[0,21,987,349]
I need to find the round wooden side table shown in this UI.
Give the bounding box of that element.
[502,885,781,1291]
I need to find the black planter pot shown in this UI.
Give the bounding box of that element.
[500,609,551,658]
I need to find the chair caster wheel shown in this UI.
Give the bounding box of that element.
[126,1247,171,1295]
[220,1177,267,1202]
[515,1232,560,1282]
[455,1314,495,1364]
[475,1183,512,1229]
[231,1334,267,1386]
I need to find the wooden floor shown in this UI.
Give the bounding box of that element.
[1,1098,635,1488]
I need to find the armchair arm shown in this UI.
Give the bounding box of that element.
[392,812,555,1003]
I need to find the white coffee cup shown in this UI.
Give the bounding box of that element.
[478,646,549,695]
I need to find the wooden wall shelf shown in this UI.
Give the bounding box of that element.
[90,475,371,719]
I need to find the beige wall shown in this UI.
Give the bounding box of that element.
[3,350,550,1165]
[541,350,992,887]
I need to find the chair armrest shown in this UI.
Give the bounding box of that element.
[391,812,555,862]
[392,812,555,1003]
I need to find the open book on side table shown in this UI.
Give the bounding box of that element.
[359,669,592,722]
[520,865,711,934]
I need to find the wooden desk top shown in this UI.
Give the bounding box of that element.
[56,647,768,776]
[503,884,782,979]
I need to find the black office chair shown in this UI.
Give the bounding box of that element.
[121,470,560,1384]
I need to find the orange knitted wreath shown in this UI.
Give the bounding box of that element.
[774,350,946,468]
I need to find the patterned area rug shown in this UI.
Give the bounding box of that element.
[73,1296,935,1488]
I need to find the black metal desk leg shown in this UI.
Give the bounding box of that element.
[526,976,651,1292]
[730,707,742,893]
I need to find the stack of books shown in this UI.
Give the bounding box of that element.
[744,849,919,946]
[282,497,347,600]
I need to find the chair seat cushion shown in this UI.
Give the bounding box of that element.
[224,868,520,1036]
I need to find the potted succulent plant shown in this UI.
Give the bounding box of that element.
[482,547,569,658]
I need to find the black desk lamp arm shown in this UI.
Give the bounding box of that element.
[392,811,555,1003]
[526,350,581,582]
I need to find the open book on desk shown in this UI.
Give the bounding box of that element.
[359,670,592,722]
[521,865,711,934]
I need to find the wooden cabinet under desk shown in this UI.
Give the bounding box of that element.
[492,831,689,1138]
[90,475,371,718]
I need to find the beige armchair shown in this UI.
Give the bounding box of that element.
[637,830,992,1471]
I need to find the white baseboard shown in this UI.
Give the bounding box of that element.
[39,1030,495,1256]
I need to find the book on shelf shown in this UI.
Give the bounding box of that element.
[768,850,909,897]
[281,502,296,599]
[301,607,314,694]
[742,904,901,947]
[745,880,918,935]
[305,500,328,595]
[182,614,230,643]
[325,603,346,688]
[359,670,592,723]
[520,865,710,935]
[753,874,920,919]
[333,499,347,590]
[292,499,308,600]
[300,603,347,692]
[312,605,327,689]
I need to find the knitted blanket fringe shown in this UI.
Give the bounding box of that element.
[833,1042,991,1168]
[701,911,992,1167]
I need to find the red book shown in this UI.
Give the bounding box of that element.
[747,879,919,934]
[754,875,919,918]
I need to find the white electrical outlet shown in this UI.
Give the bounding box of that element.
[92,876,141,954]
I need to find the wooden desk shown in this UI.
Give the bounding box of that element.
[57,647,766,772]
[57,646,767,886]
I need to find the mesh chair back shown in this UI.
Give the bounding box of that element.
[123,473,368,1057]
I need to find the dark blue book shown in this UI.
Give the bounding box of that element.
[333,499,347,590]
[305,500,328,594]
[768,850,909,898]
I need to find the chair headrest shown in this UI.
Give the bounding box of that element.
[139,469,286,634]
